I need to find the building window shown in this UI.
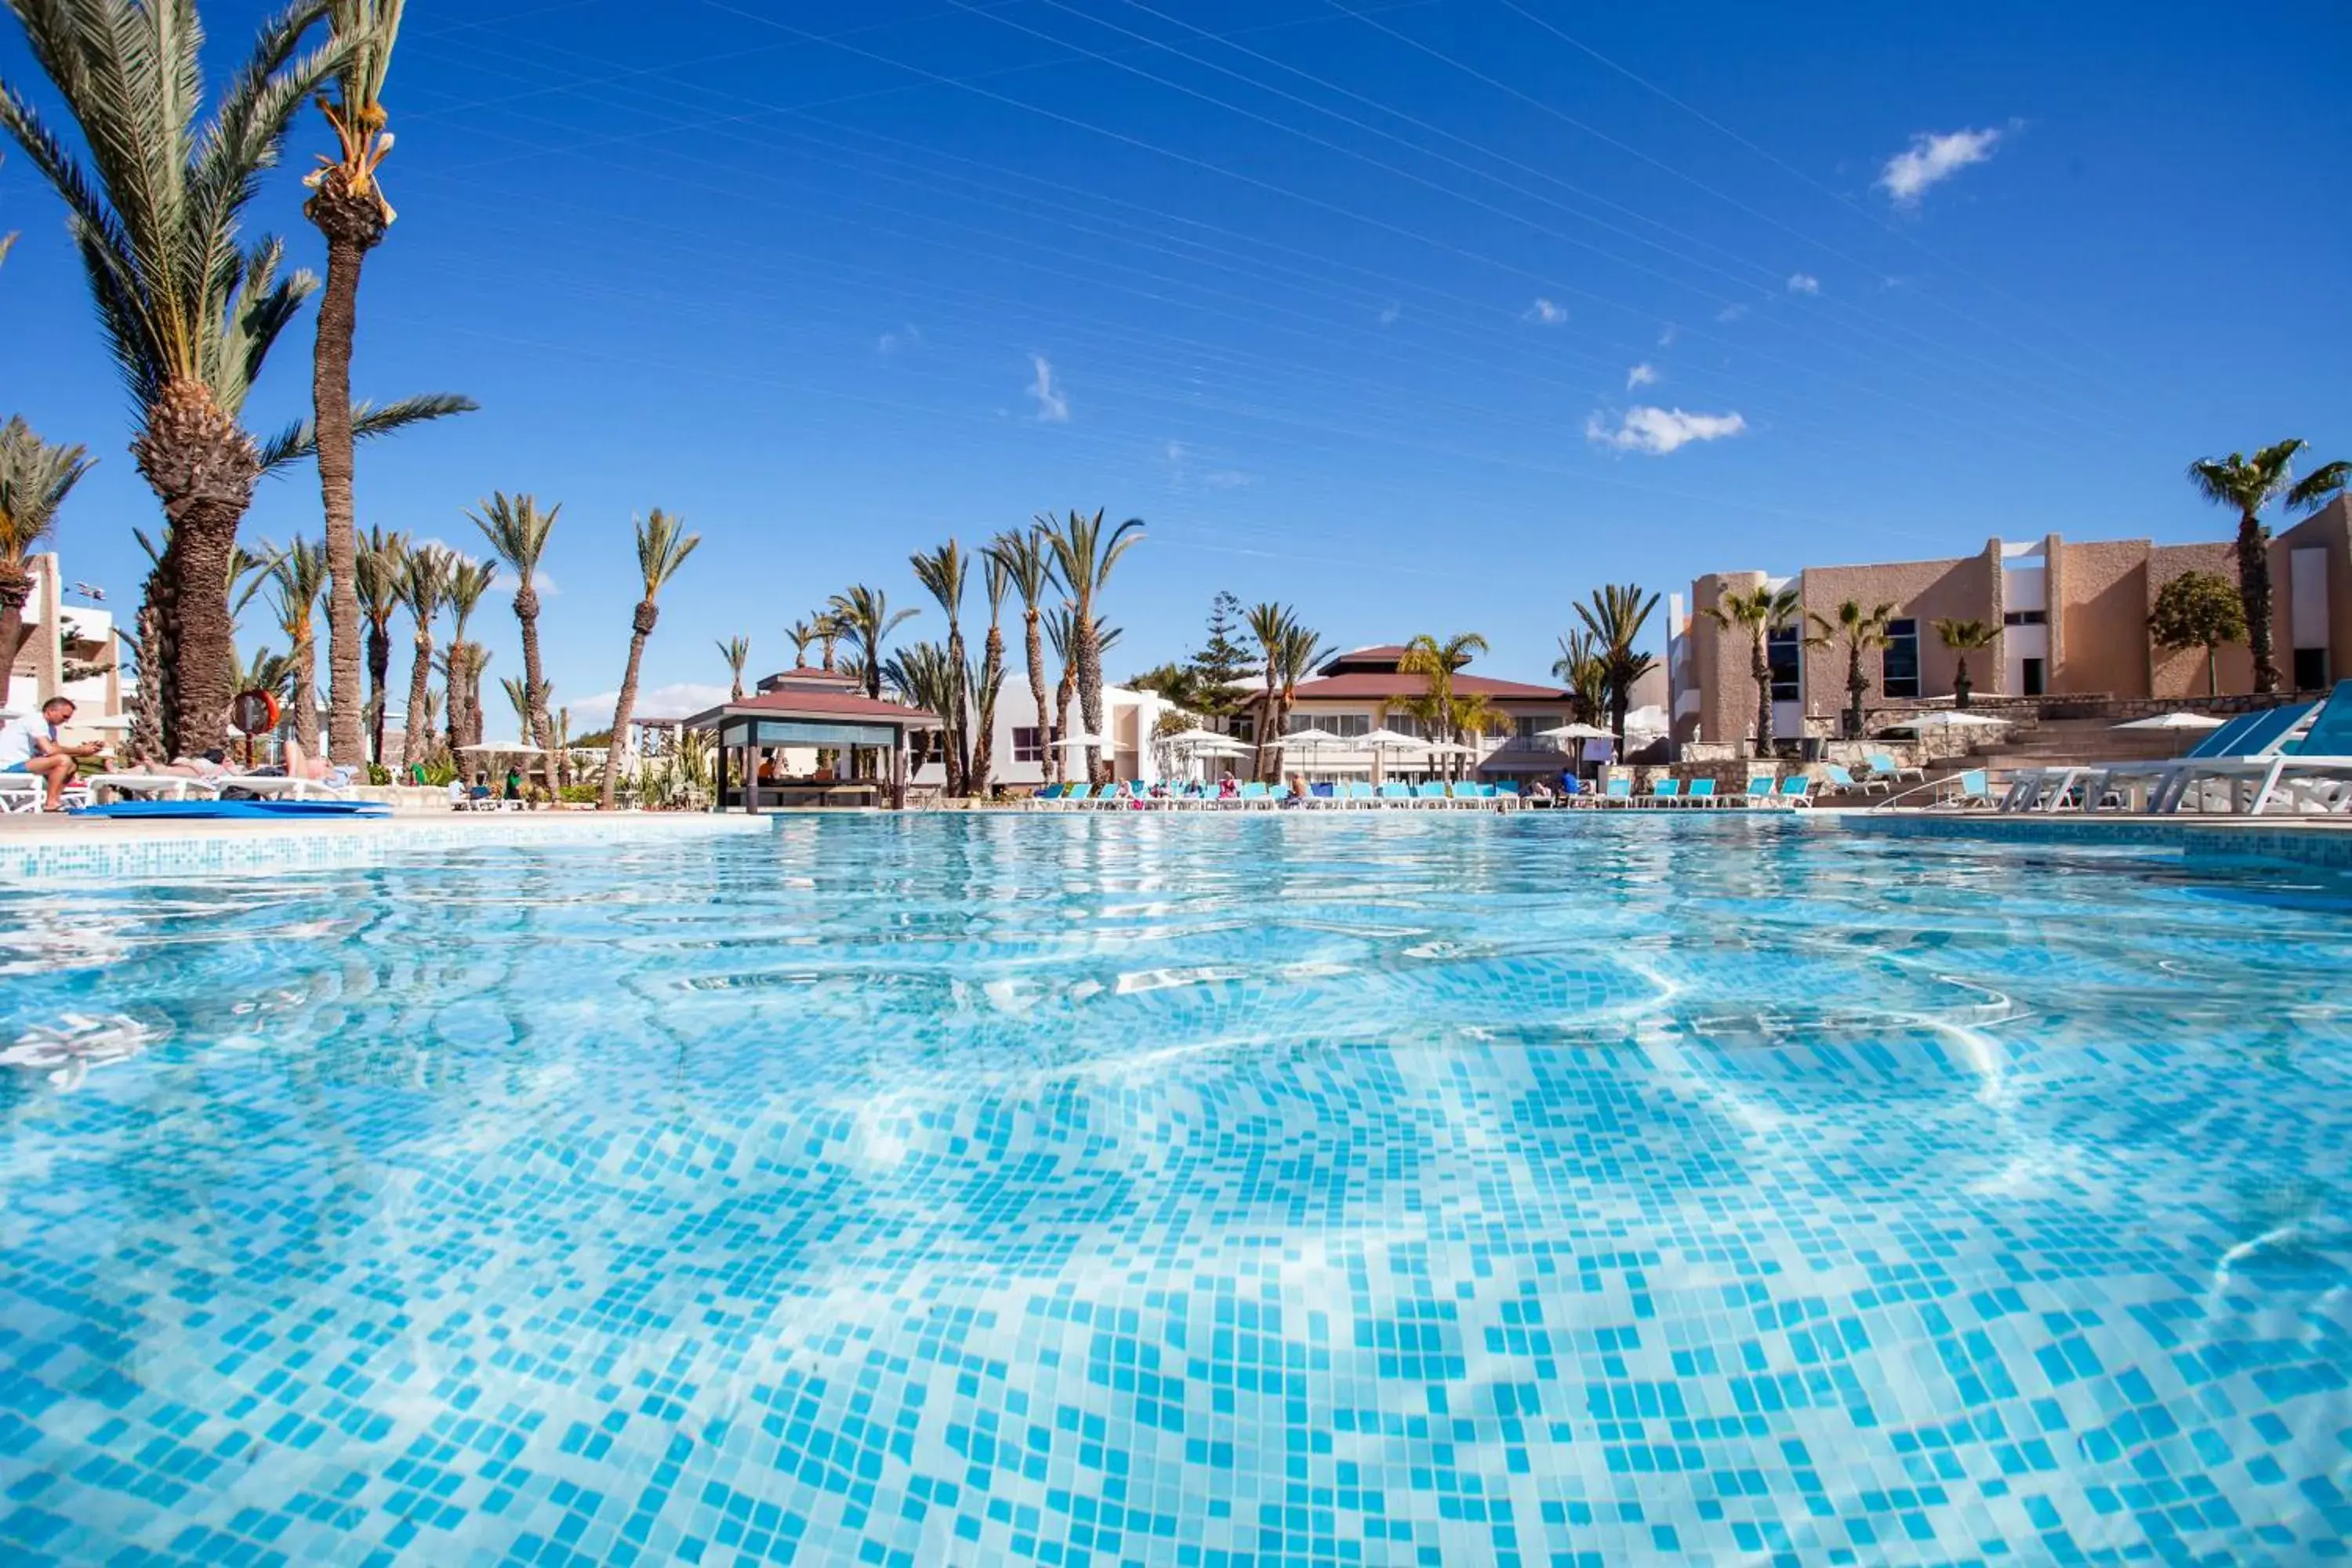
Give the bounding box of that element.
[2295,648,2330,691]
[1287,712,1370,738]
[1385,713,1427,739]
[1012,726,1044,764]
[2002,610,2047,627]
[1229,715,1255,745]
[1882,618,1920,699]
[1766,626,1802,702]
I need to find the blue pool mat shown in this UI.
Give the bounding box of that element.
[72,798,391,820]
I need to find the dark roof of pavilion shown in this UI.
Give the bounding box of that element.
[684,689,940,729]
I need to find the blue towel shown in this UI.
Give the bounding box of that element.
[74,800,392,820]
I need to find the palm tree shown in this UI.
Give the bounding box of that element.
[1573,585,1660,750]
[827,586,918,702]
[1244,601,1296,780]
[2187,441,2336,694]
[470,492,560,797]
[397,543,448,770]
[1933,619,1997,710]
[601,509,699,810]
[305,0,444,768]
[499,673,543,750]
[1702,585,1802,753]
[1399,632,1490,775]
[354,526,407,763]
[815,611,840,671]
[441,555,495,750]
[264,537,329,753]
[1,0,468,754]
[882,640,958,778]
[785,618,817,667]
[1551,630,1606,728]
[1040,509,1145,784]
[986,528,1061,783]
[1271,621,1329,779]
[971,552,1008,797]
[717,634,750,702]
[909,543,971,795]
[1809,599,1896,739]
[0,415,93,664]
[1044,608,1121,779]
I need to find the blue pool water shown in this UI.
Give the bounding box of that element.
[2,814,2350,1566]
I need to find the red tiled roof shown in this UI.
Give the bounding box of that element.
[757,666,860,688]
[688,689,939,726]
[1320,644,1410,670]
[1288,672,1571,702]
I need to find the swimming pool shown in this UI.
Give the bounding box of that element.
[2,813,2347,1564]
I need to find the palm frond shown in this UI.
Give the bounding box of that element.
[258,391,477,472]
[2289,459,2350,514]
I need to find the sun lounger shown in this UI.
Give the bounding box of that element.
[1822,764,1886,797]
[1641,778,1680,808]
[2142,701,2323,814]
[1598,777,1634,808]
[2168,681,2352,815]
[1737,773,1777,808]
[89,771,223,804]
[1685,779,1718,808]
[1865,752,1924,784]
[1776,777,1813,808]
[2004,709,2286,813]
[0,773,94,813]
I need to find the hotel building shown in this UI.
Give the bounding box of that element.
[1667,496,2352,748]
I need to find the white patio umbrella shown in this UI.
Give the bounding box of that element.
[1535,721,1613,742]
[459,741,547,755]
[1886,712,2009,734]
[2112,712,2225,731]
[1160,726,1235,748]
[1276,727,1344,747]
[1051,731,1106,749]
[1356,727,1428,785]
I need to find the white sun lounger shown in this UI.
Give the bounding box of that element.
[2161,681,2352,816]
[0,772,94,813]
[89,772,225,803]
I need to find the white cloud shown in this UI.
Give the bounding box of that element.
[567,681,731,732]
[1878,126,2002,206]
[490,568,557,597]
[1657,325,1679,348]
[1027,354,1069,423]
[1524,297,1568,325]
[1715,303,1748,324]
[1625,362,1659,390]
[1163,439,1189,470]
[876,324,923,354]
[1378,301,1401,326]
[1584,405,1748,456]
[1787,273,1820,295]
[1201,470,1255,490]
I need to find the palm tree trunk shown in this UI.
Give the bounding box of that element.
[971,623,1002,796]
[366,621,392,764]
[132,380,262,756]
[601,606,655,811]
[1954,656,1973,710]
[289,636,318,753]
[2206,645,2220,699]
[1054,662,1076,785]
[1024,612,1053,787]
[0,572,31,670]
[516,587,559,798]
[2236,510,2278,693]
[1751,638,1775,753]
[130,588,168,764]
[1077,626,1106,785]
[309,180,387,768]
[401,629,434,771]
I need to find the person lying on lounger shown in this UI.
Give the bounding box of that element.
[0,697,103,811]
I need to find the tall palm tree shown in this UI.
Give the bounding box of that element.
[396,542,448,770]
[1,0,468,754]
[1244,601,1294,780]
[1702,585,1802,753]
[354,525,406,764]
[1551,630,1606,729]
[305,0,435,767]
[0,415,93,664]
[815,611,840,671]
[827,585,918,702]
[1271,621,1329,779]
[1573,586,1660,750]
[601,509,699,810]
[909,542,971,795]
[970,552,1008,797]
[1809,599,1896,739]
[1399,632,1489,775]
[470,492,560,796]
[1933,619,1997,710]
[1040,509,1145,784]
[785,618,817,667]
[716,635,750,701]
[264,536,329,753]
[986,528,1061,783]
[2187,441,2326,694]
[441,554,495,750]
[881,640,957,778]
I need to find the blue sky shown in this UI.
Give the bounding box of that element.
[5,0,2347,734]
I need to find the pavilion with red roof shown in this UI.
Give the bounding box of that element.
[684,667,939,810]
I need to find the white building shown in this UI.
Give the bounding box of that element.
[3,552,125,728]
[910,680,1172,790]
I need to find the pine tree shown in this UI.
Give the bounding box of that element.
[1187,591,1254,717]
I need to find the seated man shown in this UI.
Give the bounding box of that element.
[469,772,493,800]
[0,697,102,811]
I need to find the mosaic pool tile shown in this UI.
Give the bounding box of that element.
[2,813,2349,1564]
